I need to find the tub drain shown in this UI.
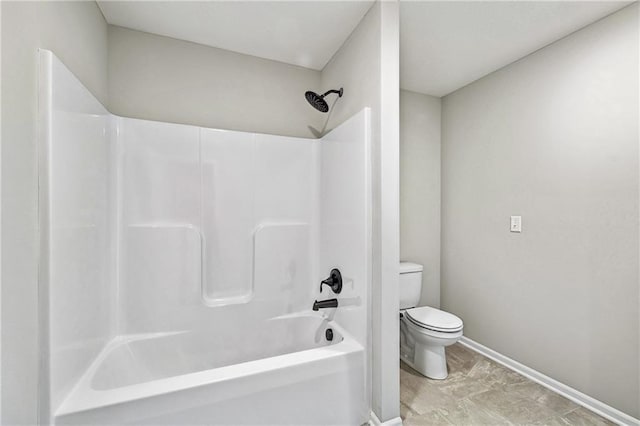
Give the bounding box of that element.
[325,328,334,342]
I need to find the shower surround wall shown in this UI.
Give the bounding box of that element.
[40,50,371,424]
[1,2,108,422]
[116,119,322,329]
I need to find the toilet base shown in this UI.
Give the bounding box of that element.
[414,343,448,379]
[400,343,448,380]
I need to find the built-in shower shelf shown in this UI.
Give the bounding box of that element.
[202,222,313,308]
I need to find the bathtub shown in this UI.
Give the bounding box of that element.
[54,314,367,425]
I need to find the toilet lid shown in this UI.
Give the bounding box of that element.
[406,306,463,332]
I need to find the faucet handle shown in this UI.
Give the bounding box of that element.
[320,268,342,294]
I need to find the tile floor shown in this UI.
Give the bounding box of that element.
[400,343,615,425]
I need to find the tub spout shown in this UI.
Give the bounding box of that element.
[313,298,338,311]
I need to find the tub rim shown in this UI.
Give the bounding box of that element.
[55,315,362,417]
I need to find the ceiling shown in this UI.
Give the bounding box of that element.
[401,1,633,97]
[97,1,374,71]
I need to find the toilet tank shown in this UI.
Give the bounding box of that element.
[399,262,423,309]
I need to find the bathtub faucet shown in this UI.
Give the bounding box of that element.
[313,298,338,311]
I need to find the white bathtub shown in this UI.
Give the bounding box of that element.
[55,314,367,425]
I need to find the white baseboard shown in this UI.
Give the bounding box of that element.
[459,336,639,426]
[369,411,403,426]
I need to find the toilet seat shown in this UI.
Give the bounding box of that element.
[405,306,463,333]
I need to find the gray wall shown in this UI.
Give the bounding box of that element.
[320,3,380,138]
[400,90,441,308]
[1,2,108,423]
[321,2,400,422]
[108,26,322,138]
[441,4,639,418]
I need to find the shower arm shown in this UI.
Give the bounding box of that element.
[321,89,343,98]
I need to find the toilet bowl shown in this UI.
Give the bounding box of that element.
[400,306,463,379]
[399,262,463,379]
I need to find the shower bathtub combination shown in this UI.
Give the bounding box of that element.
[38,50,372,425]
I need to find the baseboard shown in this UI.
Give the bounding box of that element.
[459,336,639,426]
[369,411,403,426]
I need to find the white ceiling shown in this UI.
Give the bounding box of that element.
[97,1,374,71]
[401,1,633,97]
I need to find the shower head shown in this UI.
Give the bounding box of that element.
[305,88,343,113]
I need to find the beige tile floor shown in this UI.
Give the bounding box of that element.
[400,343,615,426]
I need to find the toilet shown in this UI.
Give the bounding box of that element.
[399,262,463,380]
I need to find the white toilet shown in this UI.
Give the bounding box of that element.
[399,262,463,380]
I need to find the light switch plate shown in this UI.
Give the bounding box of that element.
[510,216,522,233]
